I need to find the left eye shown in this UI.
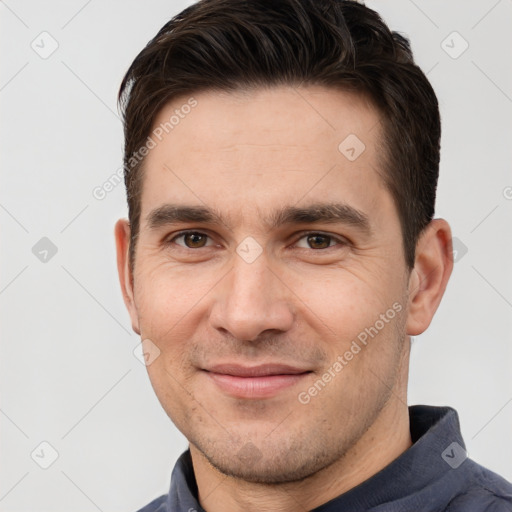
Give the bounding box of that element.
[295,233,345,250]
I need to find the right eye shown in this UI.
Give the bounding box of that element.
[166,231,215,249]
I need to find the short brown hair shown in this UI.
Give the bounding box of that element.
[118,0,441,271]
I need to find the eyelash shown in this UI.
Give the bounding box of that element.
[165,230,349,251]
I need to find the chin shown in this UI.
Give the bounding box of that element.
[193,434,344,484]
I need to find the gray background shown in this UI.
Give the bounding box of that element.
[1,1,511,511]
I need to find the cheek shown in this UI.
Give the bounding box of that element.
[133,265,211,410]
[295,293,406,425]
[134,259,215,338]
[292,266,400,348]
[136,265,205,418]
[145,359,198,433]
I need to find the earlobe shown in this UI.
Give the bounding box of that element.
[114,219,141,335]
[405,219,454,336]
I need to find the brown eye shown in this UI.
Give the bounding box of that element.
[306,234,332,249]
[183,232,208,248]
[294,232,348,251]
[169,231,212,249]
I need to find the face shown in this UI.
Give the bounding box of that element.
[119,86,416,483]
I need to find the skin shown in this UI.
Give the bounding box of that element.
[115,85,453,512]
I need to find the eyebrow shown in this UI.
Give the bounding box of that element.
[146,202,372,235]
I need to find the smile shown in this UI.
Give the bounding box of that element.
[202,363,312,399]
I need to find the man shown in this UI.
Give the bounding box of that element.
[114,0,512,510]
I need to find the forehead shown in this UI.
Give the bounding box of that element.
[139,85,393,233]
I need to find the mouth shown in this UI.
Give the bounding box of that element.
[202,363,313,399]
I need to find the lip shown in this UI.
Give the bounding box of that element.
[202,363,312,399]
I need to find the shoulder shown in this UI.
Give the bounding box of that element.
[134,494,167,512]
[445,460,512,512]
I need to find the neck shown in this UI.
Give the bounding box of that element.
[190,396,412,512]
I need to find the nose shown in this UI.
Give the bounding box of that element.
[209,251,295,342]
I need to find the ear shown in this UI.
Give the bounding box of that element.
[406,219,453,336]
[114,219,140,335]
